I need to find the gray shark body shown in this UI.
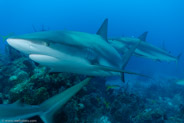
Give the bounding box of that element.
[7,30,124,76]
[109,33,178,62]
[0,77,91,123]
[7,19,146,77]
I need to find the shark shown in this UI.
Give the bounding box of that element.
[0,77,91,123]
[7,19,147,78]
[108,32,180,62]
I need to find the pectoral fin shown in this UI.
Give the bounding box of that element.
[121,73,125,82]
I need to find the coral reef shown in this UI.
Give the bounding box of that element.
[0,54,184,123]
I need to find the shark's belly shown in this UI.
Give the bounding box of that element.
[29,54,119,76]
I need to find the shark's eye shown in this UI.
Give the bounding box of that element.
[43,42,50,46]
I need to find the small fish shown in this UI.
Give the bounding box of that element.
[106,85,121,91]
[103,100,110,109]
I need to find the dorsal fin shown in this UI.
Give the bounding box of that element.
[96,18,108,41]
[138,32,148,41]
[13,100,24,106]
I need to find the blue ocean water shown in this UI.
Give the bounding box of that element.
[0,0,184,122]
[1,0,184,76]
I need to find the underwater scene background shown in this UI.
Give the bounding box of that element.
[0,0,184,123]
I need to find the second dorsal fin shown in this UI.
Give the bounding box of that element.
[96,18,108,41]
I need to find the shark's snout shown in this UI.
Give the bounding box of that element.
[7,38,17,47]
[7,38,31,54]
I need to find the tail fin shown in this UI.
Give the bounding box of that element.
[177,52,182,60]
[39,77,91,123]
[176,52,183,65]
[120,36,143,82]
[138,32,148,42]
[96,18,108,41]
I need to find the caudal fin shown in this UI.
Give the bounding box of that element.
[120,35,143,82]
[176,52,183,65]
[177,52,182,60]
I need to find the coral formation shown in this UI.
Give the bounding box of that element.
[0,54,184,122]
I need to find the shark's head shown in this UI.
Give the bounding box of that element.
[7,32,52,55]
